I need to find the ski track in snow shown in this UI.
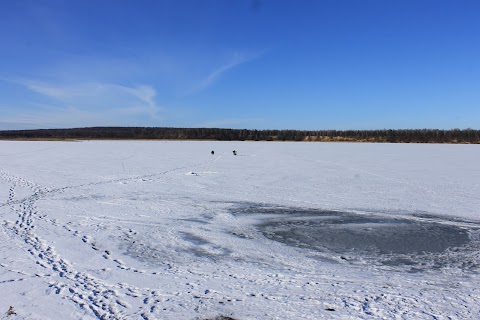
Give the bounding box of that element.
[0,141,479,319]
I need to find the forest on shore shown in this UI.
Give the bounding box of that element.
[0,127,479,143]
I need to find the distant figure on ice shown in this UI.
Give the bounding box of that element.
[232,150,237,155]
[211,150,214,155]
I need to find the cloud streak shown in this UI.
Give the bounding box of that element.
[1,80,162,129]
[188,51,264,94]
[23,81,160,116]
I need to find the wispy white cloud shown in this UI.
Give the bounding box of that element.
[187,51,264,94]
[22,81,160,116]
[0,47,266,129]
[0,80,162,129]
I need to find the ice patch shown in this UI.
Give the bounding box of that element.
[230,203,480,272]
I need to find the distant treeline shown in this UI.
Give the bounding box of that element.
[0,127,479,143]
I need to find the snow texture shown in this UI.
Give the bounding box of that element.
[0,140,479,319]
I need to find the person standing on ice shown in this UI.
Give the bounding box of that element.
[232,150,237,155]
[211,150,214,155]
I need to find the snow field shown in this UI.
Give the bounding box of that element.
[0,141,479,319]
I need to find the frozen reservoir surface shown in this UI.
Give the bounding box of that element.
[0,140,479,319]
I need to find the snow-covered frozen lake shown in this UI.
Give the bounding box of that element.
[1,140,479,319]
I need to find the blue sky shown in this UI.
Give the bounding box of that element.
[1,0,479,130]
